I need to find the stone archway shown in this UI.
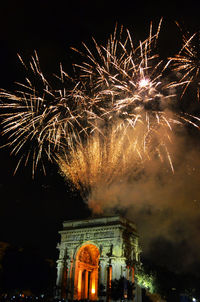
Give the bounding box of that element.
[74,244,100,300]
[56,216,141,301]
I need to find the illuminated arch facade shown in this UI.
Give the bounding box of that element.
[56,215,142,302]
[75,244,100,300]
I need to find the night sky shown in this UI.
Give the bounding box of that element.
[1,0,200,291]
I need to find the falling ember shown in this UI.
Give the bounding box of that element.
[58,116,178,197]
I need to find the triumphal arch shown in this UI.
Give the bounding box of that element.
[56,215,142,301]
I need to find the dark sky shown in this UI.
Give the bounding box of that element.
[1,0,200,276]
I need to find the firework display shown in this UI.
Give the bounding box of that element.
[0,20,199,194]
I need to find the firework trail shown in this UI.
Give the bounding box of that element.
[169,22,200,101]
[0,20,199,195]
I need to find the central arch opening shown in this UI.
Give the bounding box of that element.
[75,244,100,300]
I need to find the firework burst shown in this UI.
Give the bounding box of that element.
[72,20,169,118]
[0,52,90,176]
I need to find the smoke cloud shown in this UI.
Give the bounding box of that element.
[87,128,200,273]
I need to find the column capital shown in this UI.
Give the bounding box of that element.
[99,257,109,265]
[57,259,65,265]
